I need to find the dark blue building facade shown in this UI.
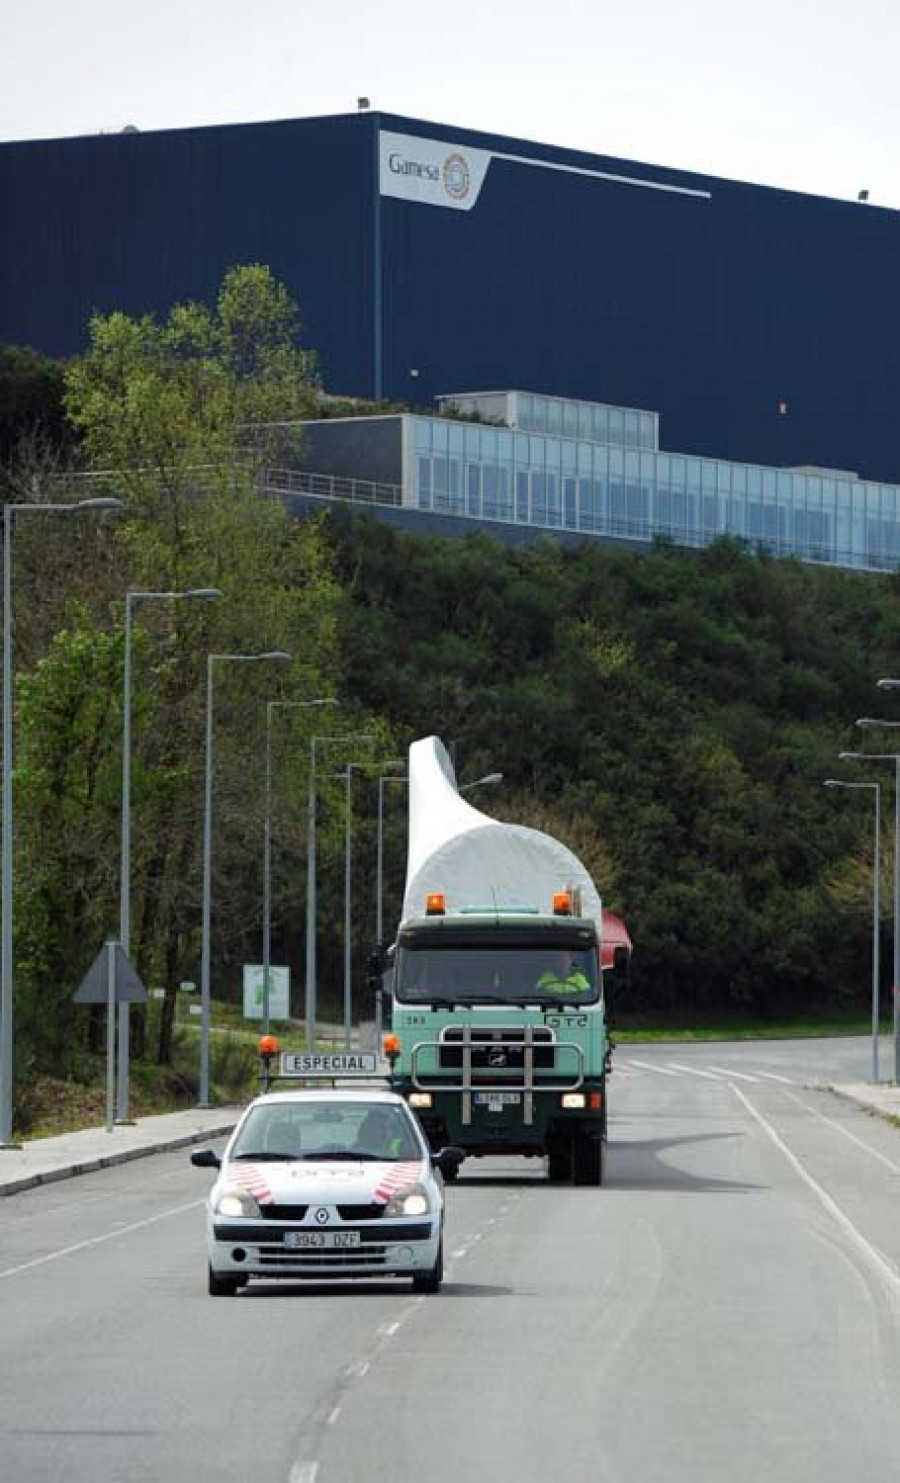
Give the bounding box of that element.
[2,110,899,483]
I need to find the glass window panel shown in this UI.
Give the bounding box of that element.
[448,423,465,455]
[516,471,529,522]
[562,439,577,473]
[563,401,579,438]
[547,399,562,435]
[731,464,747,495]
[517,394,534,430]
[564,476,577,528]
[578,402,594,440]
[639,412,655,450]
[416,420,432,454]
[532,473,547,524]
[418,456,432,509]
[623,410,640,447]
[578,476,594,530]
[480,427,498,461]
[449,458,461,511]
[608,408,624,445]
[431,420,449,456]
[534,398,548,434]
[467,463,481,517]
[545,438,561,473]
[482,465,498,518]
[498,467,512,519]
[498,430,512,462]
[546,473,559,525]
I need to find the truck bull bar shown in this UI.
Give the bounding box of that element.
[409,1031,585,1127]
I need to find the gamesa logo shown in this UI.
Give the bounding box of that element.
[443,153,471,202]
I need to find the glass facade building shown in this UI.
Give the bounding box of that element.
[410,392,900,573]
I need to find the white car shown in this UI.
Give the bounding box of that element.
[191,1086,462,1296]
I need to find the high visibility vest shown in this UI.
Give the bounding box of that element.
[536,970,590,994]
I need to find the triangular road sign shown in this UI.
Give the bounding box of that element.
[74,942,148,1004]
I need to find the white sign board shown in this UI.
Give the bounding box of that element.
[280,1053,378,1077]
[243,965,290,1021]
[379,130,492,212]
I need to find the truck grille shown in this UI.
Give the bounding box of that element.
[439,1025,555,1072]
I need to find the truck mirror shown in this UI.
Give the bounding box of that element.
[612,945,630,978]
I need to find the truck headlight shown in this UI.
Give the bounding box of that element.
[215,1187,262,1218]
[408,1092,433,1109]
[561,1092,586,1109]
[384,1184,431,1217]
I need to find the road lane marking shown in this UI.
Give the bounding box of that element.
[666,1062,727,1080]
[754,1071,796,1084]
[0,1200,203,1280]
[731,1084,900,1299]
[289,1465,319,1483]
[786,1091,900,1176]
[708,1066,760,1083]
[626,1059,680,1076]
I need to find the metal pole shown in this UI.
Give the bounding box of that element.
[262,703,273,1035]
[200,654,214,1108]
[106,940,116,1134]
[0,505,14,1146]
[344,766,353,1051]
[305,737,317,1051]
[375,775,385,1056]
[116,595,134,1121]
[894,758,899,1082]
[873,784,881,1085]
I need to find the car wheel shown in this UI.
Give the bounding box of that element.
[208,1265,241,1297]
[412,1236,443,1294]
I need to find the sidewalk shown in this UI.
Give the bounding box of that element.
[0,1106,240,1197]
[1,1080,898,1199]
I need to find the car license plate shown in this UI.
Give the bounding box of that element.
[474,1092,522,1109]
[284,1230,362,1250]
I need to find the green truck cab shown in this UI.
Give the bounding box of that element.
[382,893,612,1185]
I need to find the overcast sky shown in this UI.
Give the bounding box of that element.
[3,0,899,207]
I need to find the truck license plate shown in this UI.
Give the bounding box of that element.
[474,1092,522,1110]
[284,1230,361,1249]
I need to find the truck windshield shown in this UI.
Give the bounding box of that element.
[395,944,599,1005]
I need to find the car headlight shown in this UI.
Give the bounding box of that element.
[215,1187,262,1218]
[384,1183,431,1217]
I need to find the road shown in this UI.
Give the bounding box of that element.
[2,1037,900,1482]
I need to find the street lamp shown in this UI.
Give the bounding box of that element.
[848,713,900,1083]
[459,771,504,793]
[262,697,337,1034]
[335,758,403,1051]
[117,586,222,1121]
[305,732,375,1051]
[824,779,881,1083]
[1,495,122,1149]
[200,650,290,1107]
[375,767,408,1053]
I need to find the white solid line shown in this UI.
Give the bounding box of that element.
[626,1059,680,1077]
[0,1200,203,1281]
[666,1062,728,1080]
[785,1091,900,1177]
[327,1408,341,1427]
[753,1071,796,1084]
[451,1248,468,1259]
[731,1084,900,1298]
[708,1066,760,1083]
[378,1321,401,1337]
[345,1360,370,1378]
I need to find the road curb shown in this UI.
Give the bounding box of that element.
[0,1121,238,1197]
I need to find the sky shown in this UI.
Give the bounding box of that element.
[3,0,900,207]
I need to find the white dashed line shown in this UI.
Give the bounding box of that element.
[666,1062,727,1080]
[327,1408,341,1427]
[626,1059,680,1076]
[289,1464,319,1483]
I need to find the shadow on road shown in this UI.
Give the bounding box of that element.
[608,1131,759,1193]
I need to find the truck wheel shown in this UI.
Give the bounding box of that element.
[573,1137,604,1187]
[547,1145,571,1182]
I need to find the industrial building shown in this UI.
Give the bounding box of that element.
[2,110,899,568]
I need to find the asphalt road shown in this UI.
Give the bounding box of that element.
[2,1037,900,1482]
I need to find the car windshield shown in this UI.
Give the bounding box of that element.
[229,1100,423,1163]
[394,944,600,1005]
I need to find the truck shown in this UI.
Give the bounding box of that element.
[375,736,630,1186]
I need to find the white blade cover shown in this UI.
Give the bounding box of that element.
[403,737,601,922]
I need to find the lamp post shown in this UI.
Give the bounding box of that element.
[842,726,900,1079]
[200,650,290,1107]
[824,779,881,1083]
[1,496,123,1148]
[459,771,504,794]
[262,697,337,1034]
[375,768,409,1053]
[118,586,222,1121]
[305,732,375,1052]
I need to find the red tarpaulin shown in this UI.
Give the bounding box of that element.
[601,910,632,969]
